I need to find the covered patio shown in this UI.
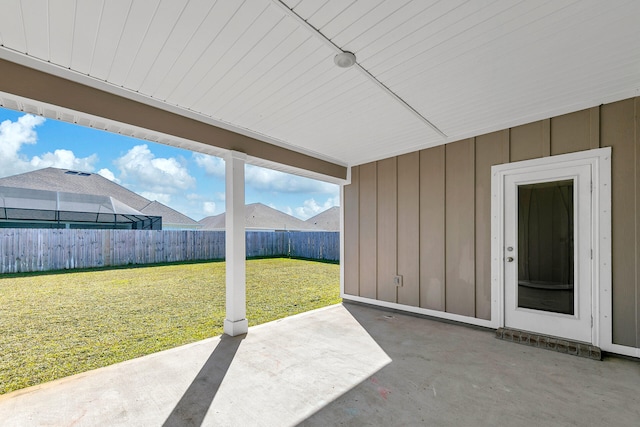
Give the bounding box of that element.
[1,1,640,424]
[1,303,638,426]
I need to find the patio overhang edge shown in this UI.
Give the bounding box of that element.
[0,57,347,182]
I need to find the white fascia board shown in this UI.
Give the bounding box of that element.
[0,48,347,170]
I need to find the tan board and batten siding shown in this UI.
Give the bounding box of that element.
[344,96,640,349]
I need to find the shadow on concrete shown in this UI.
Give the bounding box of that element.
[163,334,245,427]
[295,303,640,426]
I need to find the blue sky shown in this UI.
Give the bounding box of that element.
[0,107,339,221]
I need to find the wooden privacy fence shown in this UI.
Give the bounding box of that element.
[0,229,339,273]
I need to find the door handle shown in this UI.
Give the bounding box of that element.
[506,257,514,262]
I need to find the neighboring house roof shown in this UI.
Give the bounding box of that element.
[198,213,225,230]
[0,185,160,228]
[199,203,318,231]
[139,201,199,229]
[0,168,199,228]
[305,206,340,231]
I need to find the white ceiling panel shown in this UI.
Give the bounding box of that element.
[303,0,357,30]
[163,2,269,106]
[90,0,132,80]
[217,36,327,122]
[137,0,217,96]
[291,0,330,20]
[123,0,189,90]
[391,0,640,137]
[48,0,76,66]
[0,0,26,51]
[339,0,441,57]
[358,0,511,76]
[375,2,576,83]
[194,18,299,113]
[69,0,103,73]
[0,0,639,169]
[236,55,346,128]
[255,73,368,133]
[187,4,285,111]
[314,0,385,37]
[107,0,160,86]
[382,2,556,82]
[206,24,307,116]
[329,0,416,49]
[149,1,242,101]
[21,0,49,59]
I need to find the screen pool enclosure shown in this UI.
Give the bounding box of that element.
[0,186,161,230]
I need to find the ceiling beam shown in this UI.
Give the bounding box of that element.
[0,58,347,181]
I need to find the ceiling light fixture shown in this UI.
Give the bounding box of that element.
[273,0,446,138]
[334,51,356,68]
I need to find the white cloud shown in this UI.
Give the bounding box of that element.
[123,148,199,215]
[0,114,101,177]
[139,191,172,205]
[0,114,45,176]
[30,149,98,171]
[203,201,217,215]
[193,153,225,178]
[194,154,339,196]
[245,165,339,195]
[186,194,218,209]
[177,193,221,218]
[293,196,339,220]
[114,144,195,193]
[97,168,119,183]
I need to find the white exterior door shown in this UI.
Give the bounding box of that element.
[503,164,593,343]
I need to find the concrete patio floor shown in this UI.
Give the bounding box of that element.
[1,303,639,427]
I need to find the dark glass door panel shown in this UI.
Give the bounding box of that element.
[517,180,574,315]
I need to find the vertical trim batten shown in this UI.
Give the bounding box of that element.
[602,98,636,346]
[419,146,446,311]
[635,98,640,347]
[376,158,398,303]
[542,119,551,156]
[502,129,511,163]
[343,166,360,296]
[397,152,420,306]
[358,163,377,299]
[590,106,601,149]
[445,139,476,317]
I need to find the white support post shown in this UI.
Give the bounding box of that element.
[224,151,248,336]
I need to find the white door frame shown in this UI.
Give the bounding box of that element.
[504,164,592,342]
[491,147,611,347]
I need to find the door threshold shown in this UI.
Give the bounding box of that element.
[496,327,601,360]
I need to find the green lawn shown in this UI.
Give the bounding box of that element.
[0,258,340,395]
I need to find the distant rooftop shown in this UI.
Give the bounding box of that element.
[305,206,340,231]
[199,203,338,231]
[0,168,199,229]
